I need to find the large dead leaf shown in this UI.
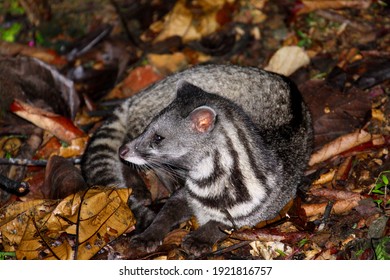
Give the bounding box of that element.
[0,187,134,259]
[300,80,371,148]
[296,0,372,15]
[264,46,310,76]
[309,129,372,166]
[0,56,79,120]
[0,41,67,65]
[10,99,85,144]
[106,65,164,99]
[308,129,386,167]
[147,53,189,75]
[301,196,362,219]
[148,0,228,43]
[42,155,86,199]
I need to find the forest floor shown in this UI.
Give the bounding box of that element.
[0,0,389,260]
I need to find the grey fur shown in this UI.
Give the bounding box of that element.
[81,64,313,256]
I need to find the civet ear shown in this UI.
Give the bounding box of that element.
[189,106,216,133]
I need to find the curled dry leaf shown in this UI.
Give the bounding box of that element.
[42,155,86,199]
[301,189,363,220]
[264,46,310,77]
[296,0,372,15]
[0,187,134,259]
[231,227,307,244]
[301,197,363,219]
[312,169,336,185]
[108,65,164,99]
[10,99,85,144]
[309,188,362,201]
[309,129,372,166]
[0,41,67,66]
[162,228,189,248]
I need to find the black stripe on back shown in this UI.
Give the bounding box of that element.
[224,132,251,204]
[93,126,124,140]
[86,143,118,158]
[234,125,272,196]
[223,105,272,197]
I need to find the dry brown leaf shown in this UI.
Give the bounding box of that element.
[36,136,88,159]
[254,199,294,228]
[149,0,227,43]
[106,65,164,99]
[312,169,336,185]
[59,136,88,158]
[310,189,362,201]
[162,228,189,247]
[309,129,372,166]
[301,196,362,218]
[147,53,188,75]
[0,187,134,259]
[335,156,353,181]
[300,81,371,148]
[0,41,67,65]
[231,227,307,244]
[302,189,363,219]
[42,155,86,199]
[264,46,310,76]
[371,108,385,122]
[297,0,372,15]
[10,99,85,144]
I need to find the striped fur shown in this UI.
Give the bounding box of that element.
[81,65,313,255]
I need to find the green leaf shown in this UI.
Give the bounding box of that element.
[375,237,390,260]
[372,189,385,195]
[0,22,22,42]
[373,199,383,207]
[34,31,45,45]
[0,251,16,260]
[9,0,25,15]
[298,238,309,248]
[374,182,384,190]
[275,249,287,257]
[5,152,12,160]
[382,174,389,185]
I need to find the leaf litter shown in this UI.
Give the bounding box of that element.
[0,0,389,260]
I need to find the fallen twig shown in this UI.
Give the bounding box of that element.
[0,157,81,166]
[0,174,29,194]
[315,9,373,33]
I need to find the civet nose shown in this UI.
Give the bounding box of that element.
[119,145,129,158]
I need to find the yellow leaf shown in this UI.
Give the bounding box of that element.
[264,46,310,76]
[0,187,135,259]
[151,0,226,43]
[147,53,188,75]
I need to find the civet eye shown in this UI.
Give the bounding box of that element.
[151,134,164,146]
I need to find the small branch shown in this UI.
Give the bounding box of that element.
[0,157,81,166]
[315,9,373,33]
[211,241,251,256]
[74,188,91,260]
[109,0,139,46]
[31,216,61,260]
[0,174,29,195]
